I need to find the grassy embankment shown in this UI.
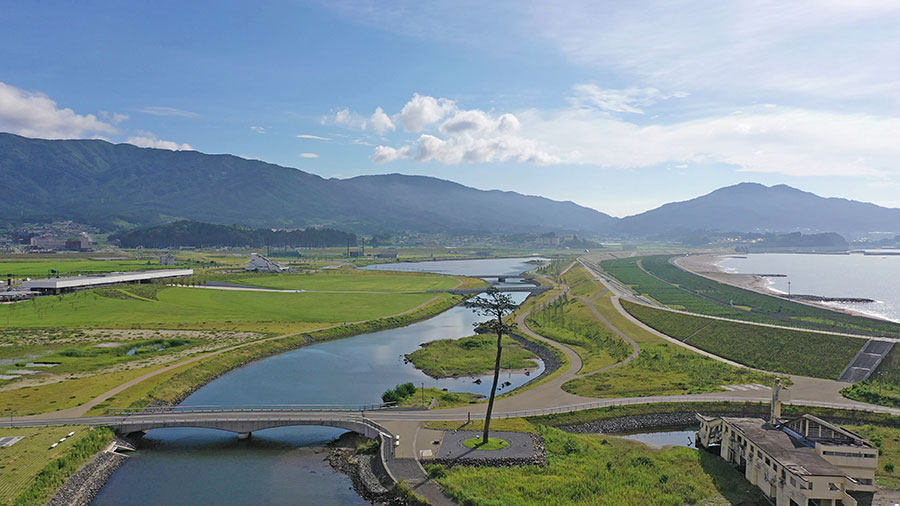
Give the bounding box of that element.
[406,335,538,377]
[601,255,900,337]
[0,425,114,506]
[526,295,631,374]
[424,420,766,506]
[560,288,776,398]
[842,346,900,408]
[620,300,865,380]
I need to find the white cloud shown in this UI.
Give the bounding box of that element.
[250,126,266,134]
[322,107,367,129]
[569,85,688,114]
[363,89,900,177]
[0,82,118,138]
[528,0,900,107]
[298,152,319,158]
[135,106,200,118]
[99,111,130,124]
[351,139,374,146]
[296,133,331,140]
[371,145,413,163]
[395,93,457,131]
[126,131,193,151]
[370,94,558,165]
[517,104,900,177]
[369,107,395,135]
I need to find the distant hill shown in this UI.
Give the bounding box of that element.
[112,221,356,249]
[4,134,899,238]
[0,133,614,233]
[616,183,900,236]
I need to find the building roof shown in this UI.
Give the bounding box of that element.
[723,417,848,477]
[22,269,194,289]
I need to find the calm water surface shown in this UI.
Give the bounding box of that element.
[614,428,698,448]
[718,253,900,323]
[94,258,540,505]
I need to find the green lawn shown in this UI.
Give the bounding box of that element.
[406,335,538,377]
[430,424,766,506]
[0,425,114,505]
[0,285,442,331]
[621,299,865,379]
[218,269,462,292]
[463,436,509,450]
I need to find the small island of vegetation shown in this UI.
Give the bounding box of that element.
[405,334,539,378]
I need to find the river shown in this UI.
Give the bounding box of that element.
[93,257,541,505]
[718,252,900,323]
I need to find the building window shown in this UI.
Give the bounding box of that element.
[857,478,873,485]
[790,477,796,487]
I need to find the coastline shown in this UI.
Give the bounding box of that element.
[674,254,898,323]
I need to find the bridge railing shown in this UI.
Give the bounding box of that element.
[107,403,396,415]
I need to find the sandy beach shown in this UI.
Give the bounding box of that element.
[673,254,778,294]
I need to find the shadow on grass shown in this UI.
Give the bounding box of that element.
[697,445,768,506]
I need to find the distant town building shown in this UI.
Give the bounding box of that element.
[30,234,91,252]
[696,381,877,506]
[245,253,294,273]
[375,250,399,259]
[159,253,177,266]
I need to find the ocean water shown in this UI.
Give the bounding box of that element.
[718,252,900,323]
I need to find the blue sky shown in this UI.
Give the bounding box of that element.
[2,0,900,216]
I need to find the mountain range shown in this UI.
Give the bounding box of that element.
[2,133,899,237]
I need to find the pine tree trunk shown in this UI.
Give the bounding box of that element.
[483,322,503,445]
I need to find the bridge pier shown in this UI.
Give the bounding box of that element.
[237,432,252,440]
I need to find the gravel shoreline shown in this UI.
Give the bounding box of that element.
[48,448,127,506]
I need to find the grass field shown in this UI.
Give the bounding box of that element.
[429,423,765,506]
[601,255,900,337]
[527,295,631,374]
[621,299,865,379]
[0,365,167,416]
[0,285,445,332]
[406,334,538,377]
[218,269,463,292]
[0,425,113,505]
[0,258,178,278]
[395,387,484,409]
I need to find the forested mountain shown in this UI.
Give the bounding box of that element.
[615,183,900,236]
[3,134,900,237]
[112,221,355,248]
[0,133,614,233]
